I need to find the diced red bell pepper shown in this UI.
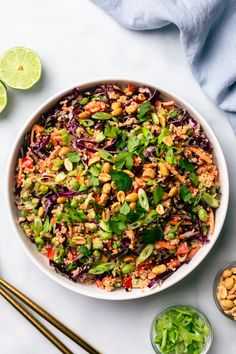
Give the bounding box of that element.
[127,83,135,94]
[124,277,132,290]
[22,157,33,169]
[47,246,55,260]
[176,242,189,255]
[94,194,100,202]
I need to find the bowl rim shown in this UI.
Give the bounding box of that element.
[6,77,229,300]
[150,303,213,354]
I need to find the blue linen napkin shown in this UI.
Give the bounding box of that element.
[93,0,236,129]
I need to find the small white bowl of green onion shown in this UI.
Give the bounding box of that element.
[150,304,212,354]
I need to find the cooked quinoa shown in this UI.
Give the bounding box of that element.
[15,83,220,291]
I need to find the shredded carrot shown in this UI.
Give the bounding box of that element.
[50,216,57,225]
[208,208,215,235]
[162,100,175,107]
[186,244,202,262]
[62,105,72,112]
[164,161,186,184]
[188,146,212,164]
[155,241,175,250]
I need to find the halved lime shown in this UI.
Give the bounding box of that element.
[0,81,7,113]
[0,47,41,90]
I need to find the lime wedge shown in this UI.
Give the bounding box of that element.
[0,47,41,90]
[0,81,7,113]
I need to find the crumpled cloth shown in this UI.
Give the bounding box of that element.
[93,0,236,129]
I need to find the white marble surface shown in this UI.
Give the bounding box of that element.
[0,1,236,353]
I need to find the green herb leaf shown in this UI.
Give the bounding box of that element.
[153,187,164,205]
[104,123,120,138]
[110,171,133,192]
[190,172,199,186]
[119,202,130,215]
[179,185,192,202]
[89,176,99,186]
[67,152,80,163]
[115,151,133,170]
[141,226,163,244]
[180,158,195,172]
[89,165,101,177]
[127,135,140,152]
[138,101,151,119]
[79,246,90,257]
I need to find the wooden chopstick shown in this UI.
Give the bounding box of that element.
[0,278,100,354]
[0,286,73,354]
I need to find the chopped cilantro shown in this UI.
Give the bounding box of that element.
[79,246,90,257]
[120,202,130,215]
[179,185,192,202]
[115,151,133,170]
[153,187,164,205]
[110,171,133,192]
[89,176,99,186]
[180,158,195,172]
[68,152,80,163]
[104,123,120,138]
[141,226,163,244]
[127,135,140,152]
[190,172,199,186]
[137,101,151,119]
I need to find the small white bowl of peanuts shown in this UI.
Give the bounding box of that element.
[214,261,236,320]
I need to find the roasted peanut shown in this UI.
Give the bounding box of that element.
[117,191,125,203]
[223,269,232,278]
[158,162,169,176]
[99,173,111,183]
[57,196,67,204]
[102,209,110,222]
[231,267,236,274]
[88,156,101,166]
[142,168,156,179]
[168,186,178,197]
[137,93,146,101]
[100,193,108,204]
[163,135,173,146]
[111,181,117,190]
[111,108,123,116]
[152,264,167,275]
[125,101,138,115]
[156,204,165,215]
[102,162,111,174]
[124,256,135,263]
[224,277,234,290]
[102,183,111,194]
[218,285,227,299]
[111,202,120,213]
[111,101,121,110]
[59,146,70,158]
[129,202,136,211]
[221,300,234,309]
[126,193,138,203]
[78,111,91,119]
[71,236,86,245]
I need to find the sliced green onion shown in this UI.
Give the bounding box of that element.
[201,193,219,208]
[138,188,149,211]
[137,244,154,263]
[88,262,115,275]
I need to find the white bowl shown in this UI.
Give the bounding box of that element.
[6,78,229,300]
